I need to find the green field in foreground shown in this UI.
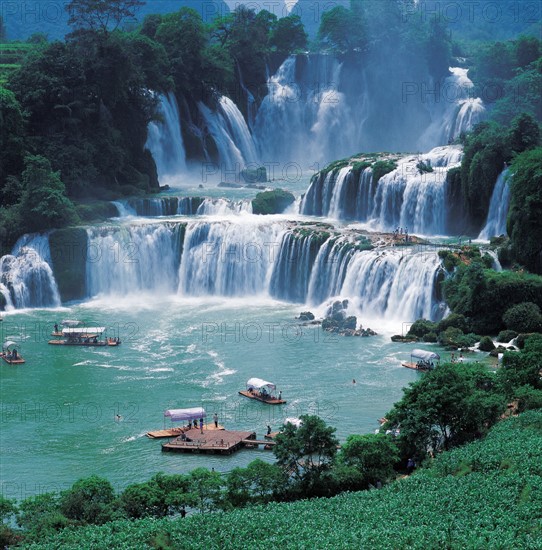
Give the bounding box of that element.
[22,410,542,549]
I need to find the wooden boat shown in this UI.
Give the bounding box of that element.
[239,378,286,405]
[402,349,440,371]
[48,327,117,346]
[1,341,25,364]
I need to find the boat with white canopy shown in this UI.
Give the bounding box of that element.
[402,349,440,370]
[239,377,286,404]
[48,327,120,346]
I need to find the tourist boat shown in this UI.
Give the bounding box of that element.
[1,341,25,364]
[239,378,286,404]
[402,349,440,370]
[147,407,209,438]
[48,327,120,346]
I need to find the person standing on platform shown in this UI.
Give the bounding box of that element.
[213,412,218,428]
[199,417,204,434]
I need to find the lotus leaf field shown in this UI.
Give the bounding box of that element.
[23,411,542,549]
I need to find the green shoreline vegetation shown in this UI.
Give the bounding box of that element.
[1,336,541,548]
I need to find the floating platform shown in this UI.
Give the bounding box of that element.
[238,390,286,405]
[161,429,257,455]
[48,340,115,346]
[147,424,224,439]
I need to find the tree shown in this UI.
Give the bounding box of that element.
[270,15,307,54]
[318,6,365,52]
[66,0,144,33]
[339,434,399,488]
[186,468,223,514]
[273,415,339,495]
[60,475,116,525]
[503,302,542,333]
[17,493,69,539]
[385,363,506,460]
[0,87,26,189]
[120,473,189,519]
[508,148,542,273]
[19,155,79,232]
[226,460,286,507]
[507,113,540,153]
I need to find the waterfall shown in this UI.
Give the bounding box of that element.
[199,96,258,174]
[478,168,511,239]
[196,198,253,216]
[255,57,485,164]
[338,248,444,321]
[0,234,61,309]
[269,232,321,303]
[85,223,185,297]
[177,220,284,297]
[301,145,462,234]
[112,201,136,217]
[254,55,350,164]
[145,92,187,183]
[417,68,485,151]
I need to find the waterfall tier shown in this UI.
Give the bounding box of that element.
[145,92,187,183]
[478,168,511,240]
[83,220,445,321]
[301,145,463,235]
[0,234,61,309]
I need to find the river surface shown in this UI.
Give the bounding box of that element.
[0,297,433,498]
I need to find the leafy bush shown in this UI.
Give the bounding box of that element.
[478,336,495,351]
[372,160,397,183]
[422,332,438,343]
[437,313,471,334]
[252,189,295,215]
[503,302,542,333]
[407,319,437,338]
[497,329,518,343]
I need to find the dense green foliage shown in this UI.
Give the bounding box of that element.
[443,257,542,334]
[0,4,309,249]
[469,36,541,125]
[503,302,542,333]
[507,148,542,273]
[318,1,451,79]
[251,189,295,215]
[15,410,542,549]
[385,362,506,458]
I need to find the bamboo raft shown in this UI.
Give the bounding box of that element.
[161,429,257,455]
[238,390,286,405]
[1,353,25,365]
[402,362,431,371]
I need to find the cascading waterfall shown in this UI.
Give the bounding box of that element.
[254,55,353,164]
[0,234,61,309]
[338,249,445,321]
[254,56,484,164]
[196,198,253,216]
[199,96,259,173]
[269,232,321,303]
[301,145,463,235]
[85,224,185,297]
[478,168,511,239]
[177,221,284,297]
[145,92,187,182]
[417,67,485,151]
